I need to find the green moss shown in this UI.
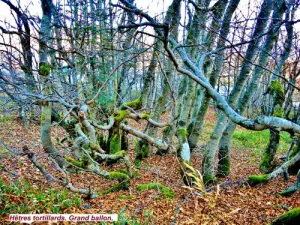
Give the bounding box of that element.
[270,80,284,96]
[290,144,300,158]
[135,141,150,160]
[163,126,170,134]
[270,80,285,107]
[40,113,45,122]
[216,158,230,177]
[119,195,133,200]
[134,159,141,168]
[0,115,13,123]
[100,182,129,195]
[278,185,297,197]
[100,172,130,195]
[82,144,90,150]
[259,152,273,173]
[114,110,129,122]
[122,96,142,110]
[65,156,83,168]
[88,111,96,120]
[203,174,216,184]
[113,150,126,156]
[273,106,284,118]
[105,171,129,181]
[178,128,188,139]
[39,62,51,76]
[137,183,175,199]
[133,171,140,179]
[270,207,300,225]
[109,134,121,154]
[116,169,128,174]
[141,113,151,120]
[247,174,269,185]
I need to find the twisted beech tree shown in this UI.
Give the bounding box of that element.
[0,0,299,197]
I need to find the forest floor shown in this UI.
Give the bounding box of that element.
[0,107,299,225]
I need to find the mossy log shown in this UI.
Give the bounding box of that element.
[247,151,300,186]
[246,174,269,185]
[100,171,130,195]
[270,207,300,225]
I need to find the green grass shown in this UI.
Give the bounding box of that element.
[232,129,291,155]
[0,178,82,216]
[119,195,134,200]
[0,115,13,123]
[200,121,292,163]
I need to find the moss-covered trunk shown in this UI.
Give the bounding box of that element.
[259,130,280,173]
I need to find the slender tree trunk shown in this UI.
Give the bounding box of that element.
[39,0,66,168]
[188,0,238,149]
[218,2,293,176]
[202,0,274,181]
[203,0,281,182]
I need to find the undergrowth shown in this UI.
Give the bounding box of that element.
[0,178,154,224]
[0,115,13,123]
[0,178,81,216]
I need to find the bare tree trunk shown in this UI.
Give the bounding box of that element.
[202,0,274,181]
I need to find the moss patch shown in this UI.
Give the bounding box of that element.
[122,96,142,110]
[40,113,45,122]
[141,113,151,120]
[39,62,51,76]
[273,106,284,118]
[114,110,129,122]
[247,174,269,186]
[105,171,129,182]
[270,80,284,105]
[216,157,230,178]
[178,128,188,139]
[137,183,175,199]
[135,140,150,160]
[65,156,83,168]
[119,195,133,200]
[203,174,216,185]
[259,152,274,174]
[109,134,121,154]
[278,185,298,197]
[134,159,141,168]
[270,207,300,225]
[100,182,129,195]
